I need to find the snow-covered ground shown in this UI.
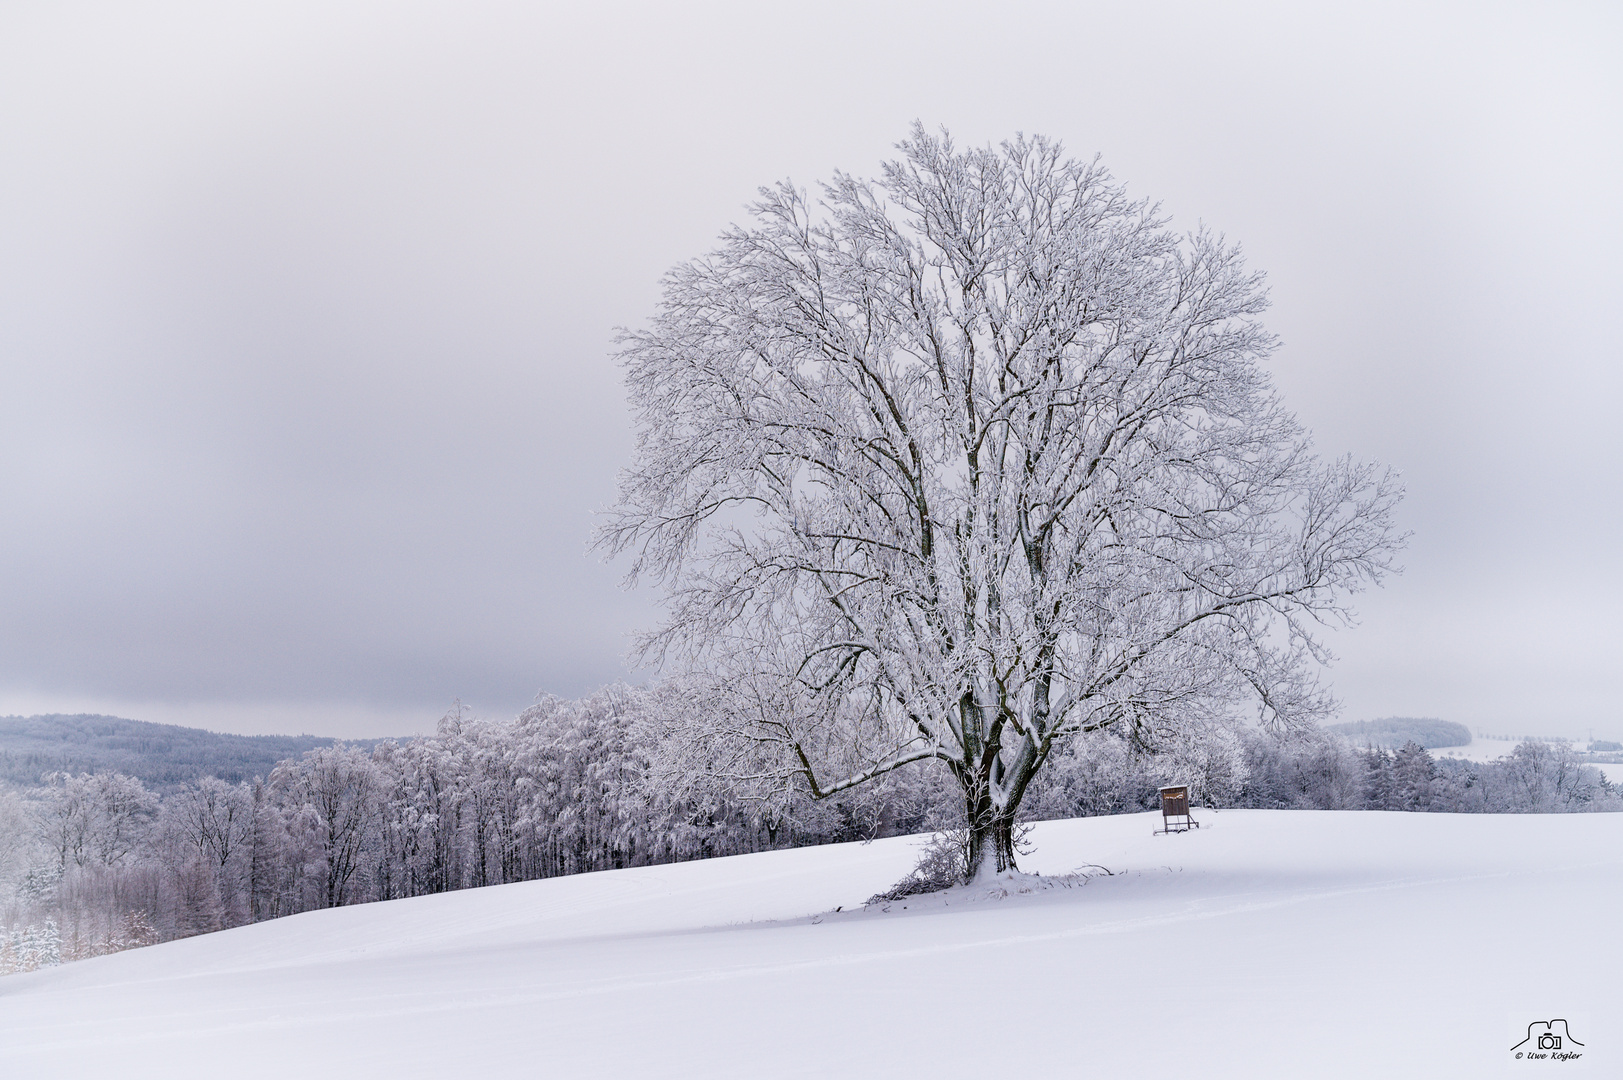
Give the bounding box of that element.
[1429,734,1524,762]
[2,810,1617,1078]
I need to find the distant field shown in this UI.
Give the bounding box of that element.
[0,714,392,792]
[1427,735,1522,763]
[1428,736,1622,781]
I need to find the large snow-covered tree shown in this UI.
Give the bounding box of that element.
[601,126,1403,880]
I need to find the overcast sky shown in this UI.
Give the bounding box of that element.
[1,1,1617,739]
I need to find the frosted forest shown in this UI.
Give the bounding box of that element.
[1,688,1615,975]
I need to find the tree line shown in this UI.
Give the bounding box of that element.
[2,684,1616,973]
[1322,717,1471,749]
[0,686,938,973]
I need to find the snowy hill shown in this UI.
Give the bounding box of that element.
[2,810,1616,1078]
[0,714,391,791]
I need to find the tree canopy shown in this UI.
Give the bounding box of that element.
[602,125,1403,878]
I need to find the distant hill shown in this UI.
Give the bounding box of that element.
[1325,717,1472,750]
[0,714,394,792]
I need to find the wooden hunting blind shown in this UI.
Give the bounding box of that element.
[1155,785,1199,834]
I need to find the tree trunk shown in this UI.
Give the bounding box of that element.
[963,786,1019,881]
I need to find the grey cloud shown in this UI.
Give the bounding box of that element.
[1,1,1618,737]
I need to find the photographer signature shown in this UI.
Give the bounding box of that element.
[1512,1020,1584,1062]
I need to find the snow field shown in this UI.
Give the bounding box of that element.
[1,809,1617,1078]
